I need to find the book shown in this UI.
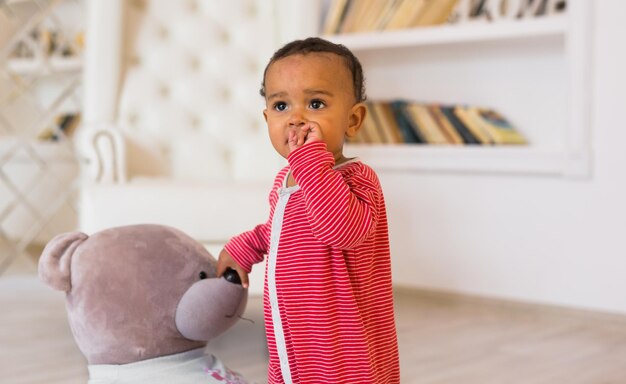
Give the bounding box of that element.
[38,113,81,141]
[339,0,371,33]
[361,103,385,143]
[428,105,464,145]
[389,100,425,143]
[453,106,493,144]
[384,0,427,30]
[406,103,449,144]
[373,102,404,143]
[322,0,351,35]
[470,0,487,18]
[366,101,392,143]
[414,0,459,27]
[373,0,404,31]
[354,0,393,32]
[468,107,527,145]
[353,100,523,146]
[439,106,481,144]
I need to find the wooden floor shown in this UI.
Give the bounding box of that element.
[2,270,626,383]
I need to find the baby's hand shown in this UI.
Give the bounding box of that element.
[288,122,323,153]
[217,249,249,289]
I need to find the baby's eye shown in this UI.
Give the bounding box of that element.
[310,100,325,110]
[273,102,288,112]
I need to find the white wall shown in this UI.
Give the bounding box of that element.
[384,0,626,314]
[10,0,622,313]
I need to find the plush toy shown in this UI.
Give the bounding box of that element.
[38,224,249,384]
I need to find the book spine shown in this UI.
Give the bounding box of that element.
[390,100,424,143]
[408,103,449,144]
[473,107,527,145]
[362,103,385,143]
[439,106,481,144]
[428,105,464,144]
[374,101,405,144]
[322,0,351,35]
[453,106,493,144]
[366,102,387,143]
[414,0,459,27]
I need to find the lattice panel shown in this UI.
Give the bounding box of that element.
[0,0,84,274]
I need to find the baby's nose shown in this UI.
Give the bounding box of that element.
[288,111,306,127]
[288,119,305,127]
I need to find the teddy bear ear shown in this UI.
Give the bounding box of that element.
[38,232,88,292]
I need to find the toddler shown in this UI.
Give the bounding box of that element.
[217,37,400,384]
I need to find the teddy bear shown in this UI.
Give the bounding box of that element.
[38,224,250,383]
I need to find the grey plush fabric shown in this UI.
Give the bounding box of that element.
[38,224,247,365]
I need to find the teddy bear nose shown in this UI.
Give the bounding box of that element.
[223,268,242,285]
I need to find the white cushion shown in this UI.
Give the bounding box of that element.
[116,0,277,181]
[169,133,229,182]
[80,179,271,242]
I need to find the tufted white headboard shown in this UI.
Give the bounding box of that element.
[81,0,319,183]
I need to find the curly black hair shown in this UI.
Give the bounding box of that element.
[260,37,366,103]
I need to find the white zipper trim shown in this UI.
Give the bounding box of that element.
[268,185,299,383]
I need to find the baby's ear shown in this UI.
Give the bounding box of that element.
[346,102,367,138]
[38,232,88,292]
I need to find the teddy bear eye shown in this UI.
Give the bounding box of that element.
[198,271,208,280]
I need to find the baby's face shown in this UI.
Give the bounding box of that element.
[263,52,362,163]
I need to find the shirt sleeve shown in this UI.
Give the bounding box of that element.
[223,169,285,273]
[223,221,270,273]
[288,141,381,249]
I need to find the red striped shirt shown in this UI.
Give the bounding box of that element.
[225,141,400,383]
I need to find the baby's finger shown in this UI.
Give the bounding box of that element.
[216,250,232,277]
[303,122,322,143]
[288,129,299,151]
[240,270,249,289]
[304,121,319,131]
[297,127,308,146]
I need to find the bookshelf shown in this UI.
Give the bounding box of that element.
[317,0,591,177]
[6,56,82,75]
[0,0,83,274]
[328,15,567,50]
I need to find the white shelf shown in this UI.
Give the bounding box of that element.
[325,16,567,51]
[315,0,593,178]
[345,144,565,175]
[6,56,83,75]
[0,137,77,163]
